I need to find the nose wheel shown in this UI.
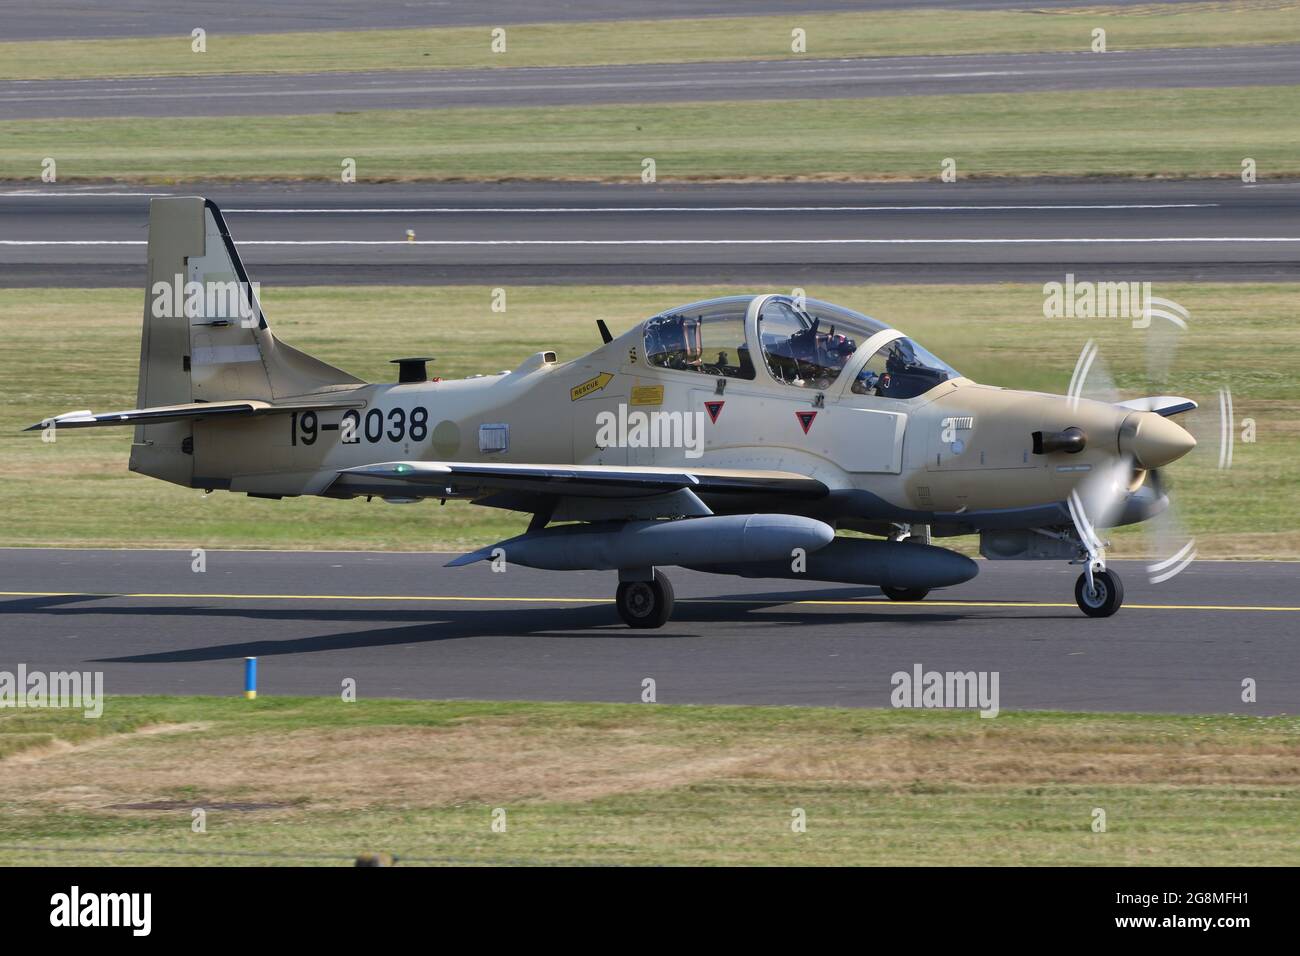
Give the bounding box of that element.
[1074,568,1124,617]
[616,570,675,629]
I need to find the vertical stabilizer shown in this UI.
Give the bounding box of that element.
[130,197,365,487]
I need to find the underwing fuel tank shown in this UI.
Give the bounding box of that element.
[447,514,835,571]
[688,538,979,591]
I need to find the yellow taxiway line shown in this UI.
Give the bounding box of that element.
[1,591,1298,612]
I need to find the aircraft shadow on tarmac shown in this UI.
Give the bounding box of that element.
[0,587,980,664]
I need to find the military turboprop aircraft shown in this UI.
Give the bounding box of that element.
[29,198,1199,627]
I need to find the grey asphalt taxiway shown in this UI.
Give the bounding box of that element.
[0,549,1295,714]
[0,0,1223,40]
[5,45,1297,120]
[3,179,1298,286]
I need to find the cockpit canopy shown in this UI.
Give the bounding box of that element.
[849,334,959,400]
[642,294,959,399]
[643,295,756,379]
[757,295,886,390]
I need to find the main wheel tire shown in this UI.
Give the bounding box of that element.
[1074,569,1124,618]
[616,571,675,629]
[881,586,930,602]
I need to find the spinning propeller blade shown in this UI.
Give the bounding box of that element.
[1063,333,1198,584]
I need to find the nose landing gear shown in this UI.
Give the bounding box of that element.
[1032,518,1128,617]
[1074,567,1124,617]
[1062,488,1127,618]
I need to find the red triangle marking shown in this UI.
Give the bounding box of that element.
[795,410,817,434]
[704,401,725,424]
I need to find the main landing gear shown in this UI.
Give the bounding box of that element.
[881,586,931,602]
[615,569,675,629]
[882,523,932,602]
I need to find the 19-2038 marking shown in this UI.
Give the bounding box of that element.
[290,407,429,446]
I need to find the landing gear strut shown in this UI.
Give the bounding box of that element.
[888,522,931,545]
[616,569,675,629]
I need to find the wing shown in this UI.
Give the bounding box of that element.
[24,399,362,431]
[332,460,821,504]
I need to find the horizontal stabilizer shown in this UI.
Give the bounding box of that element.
[25,399,362,431]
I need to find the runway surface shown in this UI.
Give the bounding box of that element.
[0,549,1295,714]
[3,180,1297,286]
[5,46,1296,119]
[0,1,1214,40]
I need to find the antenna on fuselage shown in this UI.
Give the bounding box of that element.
[596,319,613,344]
[390,357,433,384]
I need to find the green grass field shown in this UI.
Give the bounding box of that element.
[5,85,1298,182]
[1,697,1296,866]
[2,3,1298,81]
[1,282,1295,557]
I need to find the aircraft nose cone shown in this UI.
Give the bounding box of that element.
[1119,411,1196,468]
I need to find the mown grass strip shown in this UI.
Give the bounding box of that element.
[2,86,1298,182]
[1,697,1296,866]
[3,4,1300,81]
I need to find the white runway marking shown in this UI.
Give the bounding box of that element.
[220,203,1220,213]
[3,237,1296,246]
[0,194,1220,212]
[0,189,173,197]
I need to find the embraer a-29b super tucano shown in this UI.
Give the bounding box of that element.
[30,198,1198,627]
